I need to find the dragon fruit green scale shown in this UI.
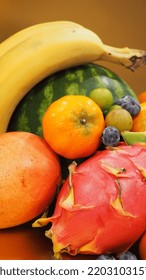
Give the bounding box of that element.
[33,143,146,259]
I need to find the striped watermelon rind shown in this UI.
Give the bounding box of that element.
[8,63,138,137]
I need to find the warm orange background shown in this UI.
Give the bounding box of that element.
[0,0,146,94]
[0,0,145,260]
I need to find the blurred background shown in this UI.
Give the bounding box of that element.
[0,0,146,94]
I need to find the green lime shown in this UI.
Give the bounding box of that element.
[105,108,133,132]
[89,88,113,111]
[108,105,122,112]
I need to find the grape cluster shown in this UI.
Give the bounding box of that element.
[114,96,141,116]
[96,251,137,260]
[102,126,120,147]
[102,96,141,147]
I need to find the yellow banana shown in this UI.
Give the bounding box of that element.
[0,21,146,134]
[0,21,82,58]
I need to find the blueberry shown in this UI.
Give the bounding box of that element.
[114,96,141,116]
[102,126,120,146]
[118,251,137,260]
[96,254,116,260]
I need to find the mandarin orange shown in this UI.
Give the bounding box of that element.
[139,232,146,260]
[138,91,146,103]
[42,95,105,159]
[131,102,146,132]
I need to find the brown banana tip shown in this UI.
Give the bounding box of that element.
[127,54,146,71]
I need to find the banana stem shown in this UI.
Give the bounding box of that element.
[101,44,146,71]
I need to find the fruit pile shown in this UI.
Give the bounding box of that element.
[102,95,141,146]
[30,90,146,261]
[0,21,146,260]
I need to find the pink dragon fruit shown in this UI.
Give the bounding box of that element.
[33,143,146,259]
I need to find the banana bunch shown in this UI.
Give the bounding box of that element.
[0,21,146,134]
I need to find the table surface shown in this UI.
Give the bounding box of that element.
[0,222,96,260]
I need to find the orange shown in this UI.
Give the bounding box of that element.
[131,102,146,132]
[139,232,146,260]
[138,91,146,103]
[42,95,105,159]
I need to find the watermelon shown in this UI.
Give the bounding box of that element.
[8,63,138,137]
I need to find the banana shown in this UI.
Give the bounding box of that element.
[0,21,146,134]
[0,21,82,58]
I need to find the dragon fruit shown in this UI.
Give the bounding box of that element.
[33,143,146,259]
